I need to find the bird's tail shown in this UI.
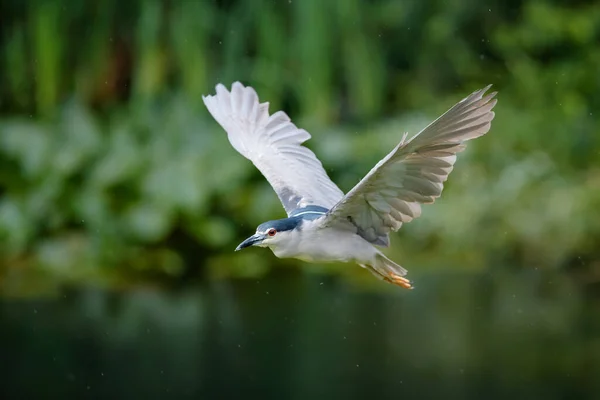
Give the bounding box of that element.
[360,252,413,289]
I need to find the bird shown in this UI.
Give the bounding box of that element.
[203,82,497,289]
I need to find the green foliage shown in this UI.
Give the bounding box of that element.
[0,0,598,283]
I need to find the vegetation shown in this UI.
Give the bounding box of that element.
[0,0,598,286]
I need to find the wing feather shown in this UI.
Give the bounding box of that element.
[321,85,497,244]
[203,82,344,215]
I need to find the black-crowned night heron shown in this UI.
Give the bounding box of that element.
[203,83,497,289]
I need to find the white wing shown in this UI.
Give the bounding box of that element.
[203,82,344,215]
[321,85,497,246]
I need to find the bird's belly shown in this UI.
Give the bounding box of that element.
[274,231,374,264]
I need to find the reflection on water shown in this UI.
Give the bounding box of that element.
[1,268,599,399]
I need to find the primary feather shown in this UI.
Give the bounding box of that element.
[202,82,344,215]
[321,85,497,243]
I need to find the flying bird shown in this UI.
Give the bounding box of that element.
[203,83,497,289]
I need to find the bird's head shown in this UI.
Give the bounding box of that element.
[235,218,300,251]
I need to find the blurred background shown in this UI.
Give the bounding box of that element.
[0,0,599,398]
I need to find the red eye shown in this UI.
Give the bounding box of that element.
[267,228,277,237]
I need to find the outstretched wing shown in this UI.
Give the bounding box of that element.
[320,85,497,245]
[203,82,344,215]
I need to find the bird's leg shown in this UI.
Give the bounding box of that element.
[361,263,414,290]
[384,273,413,290]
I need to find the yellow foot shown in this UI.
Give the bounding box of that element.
[384,273,413,289]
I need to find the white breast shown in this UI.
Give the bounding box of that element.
[270,220,377,264]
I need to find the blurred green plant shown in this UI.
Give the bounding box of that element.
[0,0,598,284]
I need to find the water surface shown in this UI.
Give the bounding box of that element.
[1,268,598,399]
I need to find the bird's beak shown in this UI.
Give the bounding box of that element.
[235,233,265,251]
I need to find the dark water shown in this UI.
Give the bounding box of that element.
[1,268,599,399]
